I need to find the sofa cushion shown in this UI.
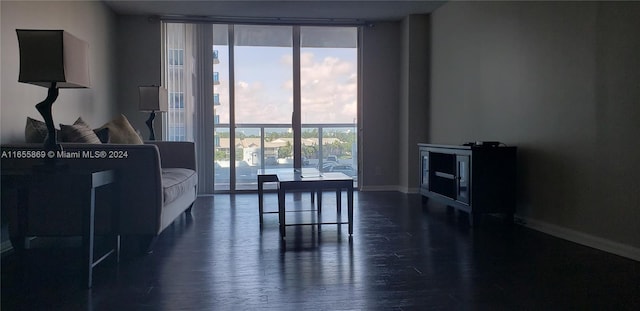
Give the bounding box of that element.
[97,114,143,144]
[60,117,102,143]
[162,168,197,204]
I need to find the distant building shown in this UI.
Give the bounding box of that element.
[216,137,344,161]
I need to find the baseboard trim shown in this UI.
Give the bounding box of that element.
[358,185,403,192]
[405,187,419,194]
[518,216,640,262]
[394,186,420,194]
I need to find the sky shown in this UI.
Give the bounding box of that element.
[213,45,357,124]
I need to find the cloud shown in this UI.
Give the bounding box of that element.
[235,80,292,123]
[214,50,357,125]
[299,52,357,123]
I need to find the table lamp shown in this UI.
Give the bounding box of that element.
[139,85,168,140]
[16,29,90,152]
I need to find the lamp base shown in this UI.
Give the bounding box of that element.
[145,111,156,141]
[35,83,61,152]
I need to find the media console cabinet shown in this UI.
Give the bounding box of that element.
[418,143,517,226]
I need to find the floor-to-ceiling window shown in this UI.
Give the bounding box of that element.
[164,23,193,142]
[233,25,294,190]
[212,24,231,190]
[164,22,359,192]
[300,26,358,179]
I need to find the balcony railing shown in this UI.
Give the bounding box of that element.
[213,123,358,191]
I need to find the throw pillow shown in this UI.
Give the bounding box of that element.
[59,117,102,144]
[25,117,50,143]
[97,114,143,144]
[93,127,110,143]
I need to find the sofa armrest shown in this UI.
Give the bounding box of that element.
[146,141,196,171]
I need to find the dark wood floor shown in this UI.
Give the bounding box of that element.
[2,191,639,310]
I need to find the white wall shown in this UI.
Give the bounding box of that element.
[115,15,162,137]
[359,22,402,191]
[430,1,640,259]
[0,1,117,143]
[399,15,430,193]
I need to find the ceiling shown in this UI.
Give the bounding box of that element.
[104,0,445,23]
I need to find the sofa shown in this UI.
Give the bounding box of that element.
[1,141,198,253]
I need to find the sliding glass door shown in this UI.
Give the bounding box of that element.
[164,23,359,192]
[300,26,358,179]
[233,25,294,190]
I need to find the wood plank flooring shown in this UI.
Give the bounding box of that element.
[2,191,639,310]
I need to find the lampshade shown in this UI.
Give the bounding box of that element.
[139,86,168,112]
[16,29,90,88]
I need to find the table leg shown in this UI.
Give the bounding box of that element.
[83,185,96,288]
[278,187,286,238]
[348,187,353,235]
[336,188,342,213]
[83,170,116,288]
[317,190,322,213]
[258,177,264,225]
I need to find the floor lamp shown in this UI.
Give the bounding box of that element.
[139,85,168,141]
[16,29,90,152]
